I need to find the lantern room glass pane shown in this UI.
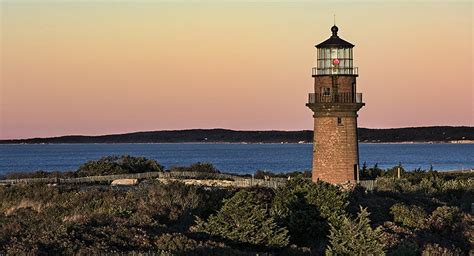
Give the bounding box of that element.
[331,48,337,59]
[316,46,354,72]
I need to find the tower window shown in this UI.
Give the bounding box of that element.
[337,117,343,125]
[322,87,331,96]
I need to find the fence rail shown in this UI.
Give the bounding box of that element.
[358,179,377,191]
[0,171,289,189]
[0,171,376,190]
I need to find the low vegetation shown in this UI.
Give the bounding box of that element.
[3,155,164,179]
[0,158,472,255]
[3,157,227,181]
[76,155,164,176]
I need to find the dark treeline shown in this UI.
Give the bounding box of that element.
[1,126,473,144]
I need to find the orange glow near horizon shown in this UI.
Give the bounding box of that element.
[1,1,473,139]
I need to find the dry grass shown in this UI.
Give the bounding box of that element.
[5,199,46,215]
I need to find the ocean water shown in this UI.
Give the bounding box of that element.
[0,143,473,175]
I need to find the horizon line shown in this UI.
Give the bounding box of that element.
[1,125,473,141]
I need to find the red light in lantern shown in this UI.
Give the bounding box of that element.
[333,58,340,65]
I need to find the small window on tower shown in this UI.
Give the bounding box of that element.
[322,87,331,96]
[337,117,343,126]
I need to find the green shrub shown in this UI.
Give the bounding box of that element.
[428,206,461,231]
[390,203,428,229]
[270,178,347,246]
[417,176,445,195]
[348,187,400,226]
[423,206,470,252]
[76,155,163,176]
[326,207,385,255]
[193,190,289,248]
[108,205,133,218]
[421,243,462,256]
[441,178,474,192]
[388,240,419,256]
[375,177,414,193]
[271,186,325,245]
[154,233,199,253]
[360,162,383,180]
[304,180,348,228]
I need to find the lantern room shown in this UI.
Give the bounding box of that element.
[313,25,357,76]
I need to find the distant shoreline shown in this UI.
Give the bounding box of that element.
[1,141,474,146]
[1,126,473,144]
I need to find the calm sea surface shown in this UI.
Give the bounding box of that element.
[0,143,473,175]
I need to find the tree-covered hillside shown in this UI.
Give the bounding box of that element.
[0,126,472,144]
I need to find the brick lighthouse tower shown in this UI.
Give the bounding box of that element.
[306,25,364,184]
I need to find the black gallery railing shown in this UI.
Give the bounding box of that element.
[312,67,358,76]
[308,92,363,104]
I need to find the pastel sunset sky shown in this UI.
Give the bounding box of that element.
[1,0,472,139]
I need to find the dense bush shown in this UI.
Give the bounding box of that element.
[76,155,163,176]
[351,179,473,255]
[373,175,473,213]
[304,180,349,228]
[270,183,324,246]
[154,233,199,253]
[421,243,463,256]
[360,162,383,180]
[388,240,420,256]
[193,190,289,248]
[326,207,385,255]
[390,203,428,229]
[428,206,461,231]
[373,177,415,193]
[361,163,474,184]
[270,178,348,247]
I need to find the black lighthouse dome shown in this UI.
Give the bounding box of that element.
[316,25,354,48]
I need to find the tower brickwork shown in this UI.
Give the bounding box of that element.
[306,25,364,184]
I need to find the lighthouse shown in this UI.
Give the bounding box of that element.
[306,25,364,184]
